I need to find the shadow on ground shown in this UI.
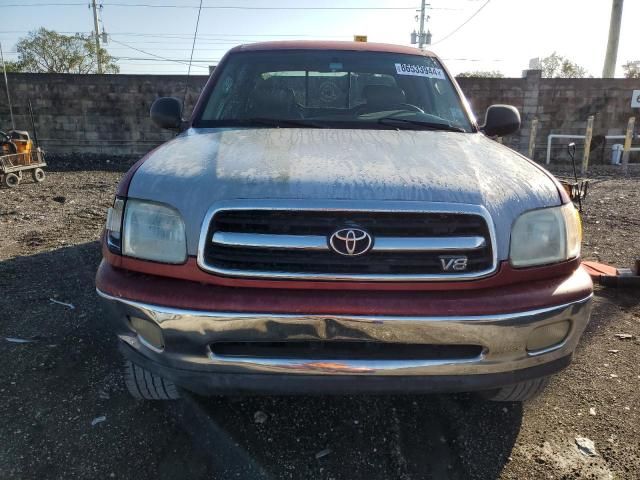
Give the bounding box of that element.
[173,392,522,480]
[1,242,523,479]
[43,153,139,173]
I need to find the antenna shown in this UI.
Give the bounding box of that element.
[182,0,204,118]
[0,41,16,130]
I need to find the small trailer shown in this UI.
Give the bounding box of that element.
[1,45,46,188]
[0,130,46,188]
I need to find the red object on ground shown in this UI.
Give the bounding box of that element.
[581,260,618,280]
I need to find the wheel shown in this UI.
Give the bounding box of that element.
[32,168,45,183]
[3,172,20,188]
[123,360,180,400]
[480,377,550,402]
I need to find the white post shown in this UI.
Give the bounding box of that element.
[621,116,635,174]
[582,116,594,174]
[602,0,624,78]
[528,118,538,159]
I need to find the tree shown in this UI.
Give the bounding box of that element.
[622,61,640,79]
[457,70,504,78]
[540,52,588,78]
[1,60,24,73]
[12,28,119,74]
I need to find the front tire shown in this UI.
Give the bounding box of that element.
[3,173,20,188]
[123,360,180,400]
[481,377,550,402]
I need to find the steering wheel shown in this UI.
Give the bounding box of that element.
[356,103,425,115]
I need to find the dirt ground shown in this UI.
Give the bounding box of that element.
[1,161,639,479]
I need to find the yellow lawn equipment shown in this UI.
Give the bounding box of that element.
[0,129,47,188]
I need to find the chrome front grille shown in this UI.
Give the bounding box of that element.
[197,201,497,281]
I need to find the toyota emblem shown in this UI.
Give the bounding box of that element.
[329,228,373,256]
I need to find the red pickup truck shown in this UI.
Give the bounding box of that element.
[96,41,592,402]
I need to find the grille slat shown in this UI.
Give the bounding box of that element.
[214,211,486,237]
[202,209,495,279]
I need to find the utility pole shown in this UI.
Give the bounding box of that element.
[418,0,427,50]
[0,41,15,130]
[602,0,623,78]
[411,1,431,49]
[91,0,103,74]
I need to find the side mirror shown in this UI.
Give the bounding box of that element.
[150,97,183,130]
[481,104,521,137]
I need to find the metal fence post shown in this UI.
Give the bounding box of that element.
[621,116,635,174]
[581,116,594,174]
[528,118,538,159]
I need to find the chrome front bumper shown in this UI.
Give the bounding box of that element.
[97,289,592,381]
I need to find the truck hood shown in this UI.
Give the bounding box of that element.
[128,128,561,259]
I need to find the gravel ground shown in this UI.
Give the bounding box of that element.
[0,161,639,479]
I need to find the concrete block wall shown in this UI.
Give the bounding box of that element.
[1,72,639,163]
[458,71,640,164]
[456,77,528,153]
[0,73,208,156]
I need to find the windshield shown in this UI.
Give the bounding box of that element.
[195,50,473,132]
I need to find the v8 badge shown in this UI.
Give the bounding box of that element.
[439,255,468,272]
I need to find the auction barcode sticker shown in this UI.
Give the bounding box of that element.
[395,63,446,79]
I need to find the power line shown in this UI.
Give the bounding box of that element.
[108,38,209,68]
[0,3,421,10]
[102,3,425,10]
[108,47,233,51]
[432,0,491,45]
[110,32,349,38]
[0,3,85,6]
[0,32,351,45]
[183,0,205,108]
[115,57,216,63]
[0,31,345,37]
[107,34,348,42]
[442,57,504,62]
[106,40,255,45]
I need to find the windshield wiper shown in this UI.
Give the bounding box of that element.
[377,117,466,133]
[242,118,327,128]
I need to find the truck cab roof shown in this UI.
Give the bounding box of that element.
[229,40,435,57]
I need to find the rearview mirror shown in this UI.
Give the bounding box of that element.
[481,104,521,137]
[150,97,183,130]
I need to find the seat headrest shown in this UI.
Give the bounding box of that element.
[251,86,297,112]
[363,85,406,106]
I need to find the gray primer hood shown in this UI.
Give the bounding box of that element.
[128,128,561,259]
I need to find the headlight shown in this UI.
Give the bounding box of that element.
[510,203,581,267]
[109,199,187,264]
[105,197,125,251]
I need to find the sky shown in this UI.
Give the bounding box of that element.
[0,0,638,77]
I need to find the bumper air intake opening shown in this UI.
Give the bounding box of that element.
[210,341,484,361]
